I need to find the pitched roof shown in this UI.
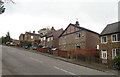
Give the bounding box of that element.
[59,23,99,38]
[45,29,63,38]
[100,21,120,36]
[26,32,42,37]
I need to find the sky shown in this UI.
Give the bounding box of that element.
[0,0,119,40]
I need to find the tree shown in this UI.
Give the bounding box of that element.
[1,31,12,44]
[0,0,5,14]
[0,0,15,14]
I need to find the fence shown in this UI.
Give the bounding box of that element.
[37,48,49,53]
[58,50,68,58]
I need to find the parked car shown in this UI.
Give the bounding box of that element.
[24,46,29,49]
[51,48,58,51]
[31,46,37,50]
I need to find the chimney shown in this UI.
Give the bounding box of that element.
[75,21,79,26]
[33,31,35,34]
[51,26,55,31]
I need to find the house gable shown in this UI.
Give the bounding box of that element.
[59,23,99,38]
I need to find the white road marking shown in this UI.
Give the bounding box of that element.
[30,57,43,63]
[54,66,76,75]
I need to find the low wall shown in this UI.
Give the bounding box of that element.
[37,48,49,53]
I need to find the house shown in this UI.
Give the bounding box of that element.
[38,28,51,36]
[40,27,63,48]
[24,31,41,42]
[46,28,63,48]
[59,21,99,51]
[19,31,42,46]
[19,34,25,41]
[99,21,120,64]
[40,27,55,46]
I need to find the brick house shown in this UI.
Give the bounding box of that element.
[99,21,120,64]
[24,31,41,42]
[40,27,56,46]
[19,31,42,46]
[40,27,63,48]
[59,21,99,51]
[46,28,63,48]
[19,34,25,41]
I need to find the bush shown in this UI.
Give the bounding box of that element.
[38,44,43,48]
[113,56,120,70]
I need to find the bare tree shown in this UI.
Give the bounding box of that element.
[0,0,5,14]
[0,0,15,14]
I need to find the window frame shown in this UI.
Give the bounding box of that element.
[112,48,120,59]
[51,37,53,41]
[111,34,120,42]
[101,50,107,59]
[47,38,50,42]
[75,44,80,49]
[75,33,81,39]
[101,36,108,44]
[31,36,33,39]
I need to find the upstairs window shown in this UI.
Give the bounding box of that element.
[112,34,120,42]
[101,36,107,43]
[75,33,81,39]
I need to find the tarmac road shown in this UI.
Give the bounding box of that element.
[2,46,116,76]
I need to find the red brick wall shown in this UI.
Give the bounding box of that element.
[37,48,49,53]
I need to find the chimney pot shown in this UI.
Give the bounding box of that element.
[33,31,35,33]
[75,21,79,26]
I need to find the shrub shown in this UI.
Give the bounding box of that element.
[38,44,43,48]
[113,56,120,70]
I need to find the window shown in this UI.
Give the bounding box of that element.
[51,37,53,41]
[61,45,67,50]
[75,44,80,48]
[96,45,99,50]
[43,37,46,40]
[112,34,120,42]
[41,38,43,41]
[101,36,107,43]
[112,48,120,59]
[31,36,33,39]
[75,33,80,39]
[101,50,107,59]
[47,38,50,42]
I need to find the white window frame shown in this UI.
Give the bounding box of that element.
[101,36,107,44]
[101,50,107,59]
[47,38,50,42]
[75,33,81,39]
[96,45,99,50]
[112,48,120,59]
[111,34,120,42]
[75,44,80,48]
[43,37,46,40]
[31,36,33,39]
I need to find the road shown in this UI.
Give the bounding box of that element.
[2,46,115,75]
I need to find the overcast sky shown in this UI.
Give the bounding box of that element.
[0,0,119,40]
